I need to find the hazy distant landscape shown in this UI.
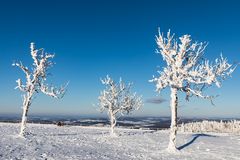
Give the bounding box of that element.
[1,114,239,130]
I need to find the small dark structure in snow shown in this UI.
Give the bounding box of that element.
[56,121,64,127]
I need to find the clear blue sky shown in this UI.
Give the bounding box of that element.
[0,0,239,118]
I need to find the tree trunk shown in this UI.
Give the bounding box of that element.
[19,95,31,137]
[109,112,117,136]
[167,87,178,152]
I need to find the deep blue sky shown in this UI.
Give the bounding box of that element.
[0,0,239,118]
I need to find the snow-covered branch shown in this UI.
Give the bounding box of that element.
[40,83,67,99]
[15,79,27,92]
[12,62,31,80]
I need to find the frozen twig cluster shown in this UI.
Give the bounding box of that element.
[149,29,235,152]
[179,120,240,135]
[13,43,67,136]
[150,29,235,102]
[97,75,143,136]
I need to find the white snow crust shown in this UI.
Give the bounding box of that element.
[0,123,239,160]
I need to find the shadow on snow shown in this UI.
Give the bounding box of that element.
[178,133,217,150]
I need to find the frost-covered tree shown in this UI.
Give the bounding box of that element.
[97,75,143,136]
[149,29,236,152]
[13,43,66,137]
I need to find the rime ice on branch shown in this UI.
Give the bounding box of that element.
[149,29,236,152]
[97,75,143,136]
[13,43,67,137]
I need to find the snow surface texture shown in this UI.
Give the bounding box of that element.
[0,123,239,160]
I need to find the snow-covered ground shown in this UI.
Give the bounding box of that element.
[0,123,239,160]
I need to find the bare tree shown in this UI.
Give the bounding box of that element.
[97,75,143,136]
[13,43,67,137]
[149,29,236,152]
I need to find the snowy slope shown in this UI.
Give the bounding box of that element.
[0,123,239,160]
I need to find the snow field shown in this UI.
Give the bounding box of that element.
[0,123,239,160]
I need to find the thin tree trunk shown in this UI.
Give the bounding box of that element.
[19,95,31,136]
[167,87,178,152]
[109,111,117,136]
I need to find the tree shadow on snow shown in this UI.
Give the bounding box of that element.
[178,133,217,150]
